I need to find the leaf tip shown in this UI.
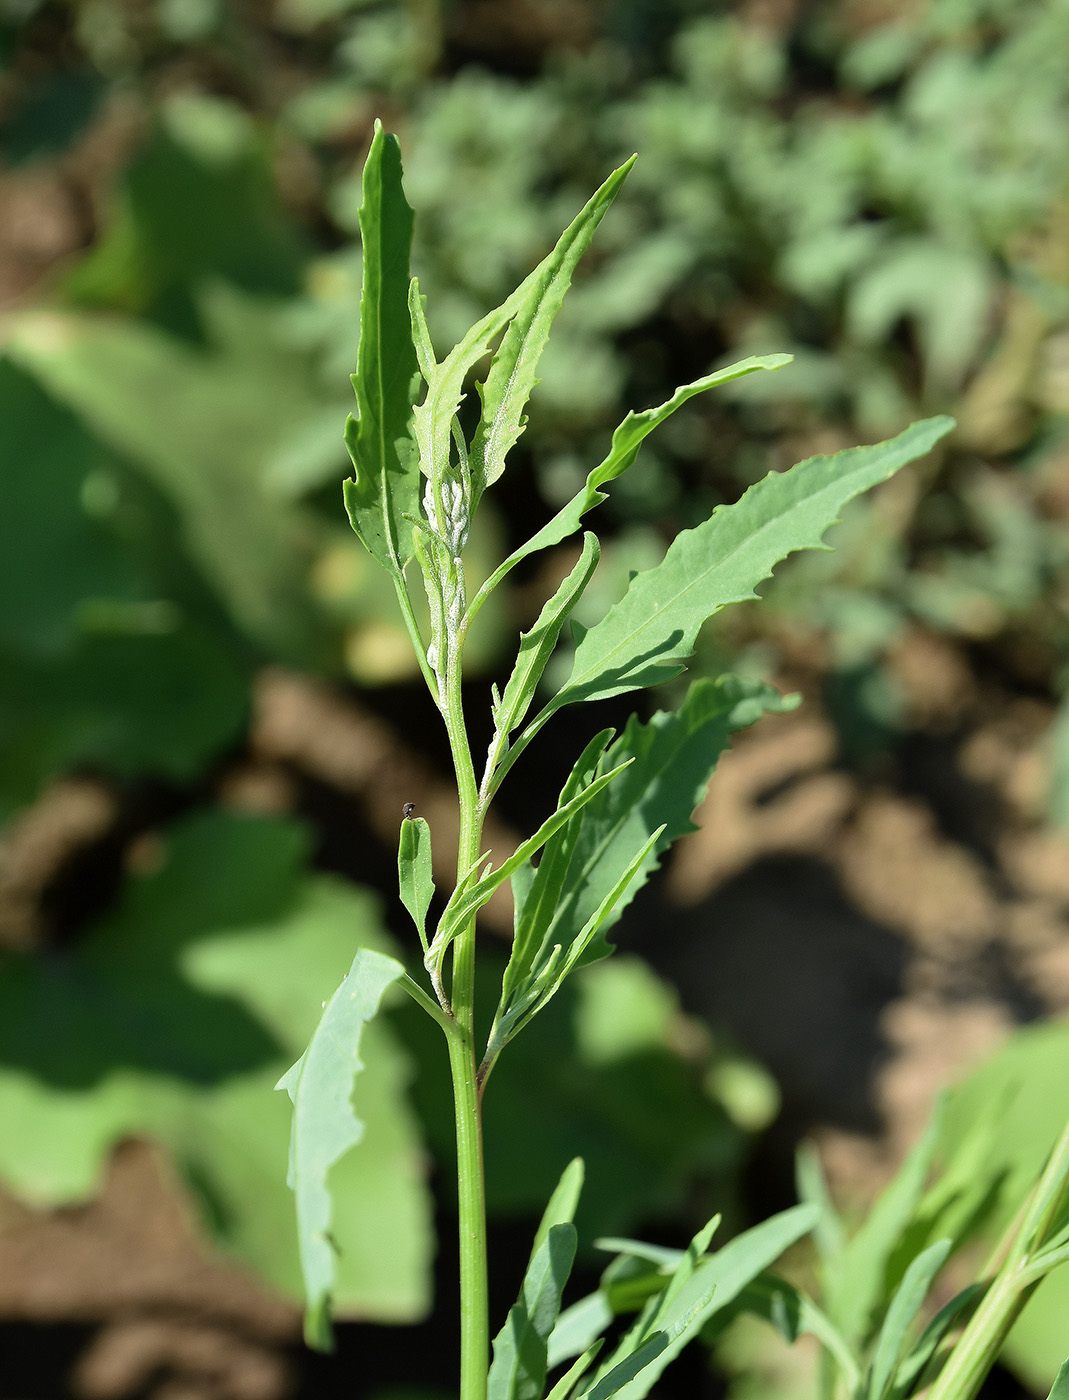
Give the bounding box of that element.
[304,1297,336,1353]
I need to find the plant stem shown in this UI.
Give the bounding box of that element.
[926,1114,1069,1400]
[391,573,439,699]
[447,1010,489,1400]
[440,582,490,1400]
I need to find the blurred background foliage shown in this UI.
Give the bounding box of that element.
[3,0,1069,1393]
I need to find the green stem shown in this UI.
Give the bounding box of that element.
[926,1114,1069,1400]
[440,567,489,1400]
[447,1010,489,1400]
[391,572,440,700]
[482,697,556,801]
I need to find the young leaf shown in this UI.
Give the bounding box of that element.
[397,814,434,953]
[549,1290,615,1369]
[544,1343,604,1400]
[650,1215,721,1317]
[276,946,405,1349]
[488,1223,578,1400]
[343,122,421,576]
[1045,1358,1069,1400]
[502,729,616,1007]
[492,532,601,749]
[428,758,634,970]
[827,1100,945,1345]
[485,825,664,1064]
[581,1332,671,1400]
[890,1283,984,1400]
[866,1238,952,1400]
[531,1157,585,1260]
[536,416,955,720]
[710,1273,861,1391]
[469,158,635,503]
[467,356,793,623]
[409,279,520,506]
[599,1204,820,1400]
[507,675,794,979]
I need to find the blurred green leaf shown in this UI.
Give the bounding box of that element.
[0,811,432,1320]
[0,358,249,812]
[278,943,406,1348]
[826,1105,944,1347]
[8,288,353,661]
[0,626,248,814]
[0,359,143,655]
[66,125,306,328]
[476,956,747,1238]
[1050,693,1069,829]
[1045,1358,1069,1400]
[866,1238,951,1400]
[943,1023,1069,1392]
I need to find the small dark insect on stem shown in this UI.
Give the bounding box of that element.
[402,802,415,821]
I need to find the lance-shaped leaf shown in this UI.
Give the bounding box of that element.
[503,729,615,1009]
[276,946,405,1350]
[532,1157,585,1258]
[470,158,635,502]
[708,1273,861,1390]
[493,532,601,745]
[545,1343,604,1400]
[579,1216,720,1400]
[535,416,954,721]
[489,1224,578,1400]
[397,815,433,953]
[889,1283,983,1400]
[343,122,421,575]
[427,758,633,973]
[512,356,791,565]
[466,356,793,623]
[827,1101,944,1345]
[866,1239,952,1400]
[411,157,632,529]
[488,1159,586,1400]
[581,1333,671,1400]
[1045,1359,1069,1400]
[485,825,664,1064]
[511,675,794,986]
[594,1204,820,1400]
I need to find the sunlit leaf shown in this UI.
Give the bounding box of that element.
[343,121,422,575]
[278,944,406,1349]
[541,417,954,718]
[469,158,635,501]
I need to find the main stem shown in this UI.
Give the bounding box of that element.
[441,620,490,1400]
[447,993,488,1400]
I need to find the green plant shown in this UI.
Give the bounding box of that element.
[275,121,983,1398]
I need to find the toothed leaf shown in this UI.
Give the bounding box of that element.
[343,122,421,574]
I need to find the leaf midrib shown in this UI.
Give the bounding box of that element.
[564,440,905,696]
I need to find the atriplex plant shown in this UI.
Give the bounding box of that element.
[277,124,1069,1400]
